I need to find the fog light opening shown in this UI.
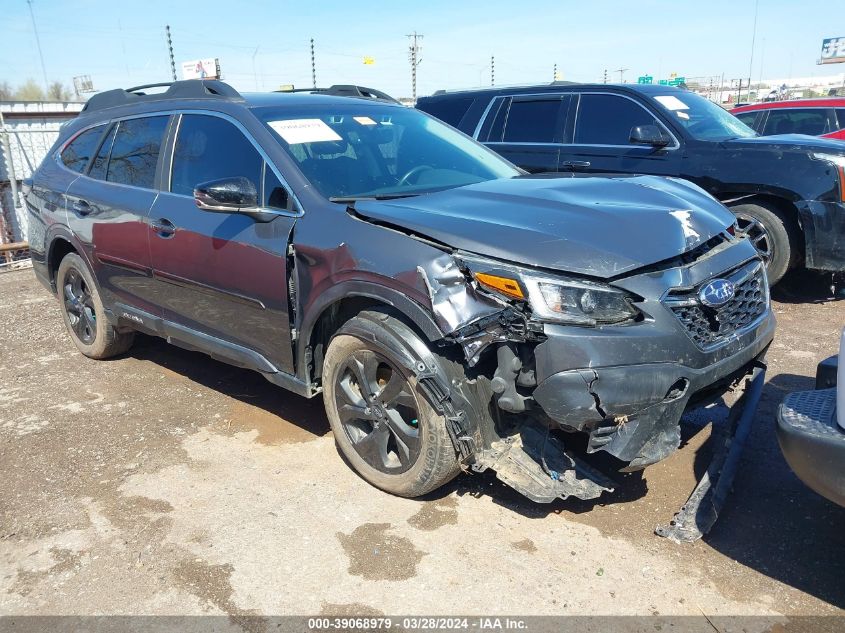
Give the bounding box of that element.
[665,378,690,402]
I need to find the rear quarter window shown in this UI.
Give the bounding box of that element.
[60,125,105,173]
[733,110,760,129]
[417,96,476,127]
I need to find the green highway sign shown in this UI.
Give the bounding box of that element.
[637,75,653,84]
[668,76,686,86]
[658,79,669,85]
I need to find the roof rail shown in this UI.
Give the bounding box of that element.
[81,80,243,114]
[274,84,400,104]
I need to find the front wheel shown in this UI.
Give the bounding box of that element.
[729,202,798,286]
[322,312,460,497]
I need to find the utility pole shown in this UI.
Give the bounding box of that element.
[553,63,557,82]
[166,25,177,81]
[310,38,317,89]
[26,0,49,93]
[490,56,495,86]
[603,69,608,84]
[407,32,423,102]
[615,67,629,83]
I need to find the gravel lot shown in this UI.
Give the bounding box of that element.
[1,266,843,623]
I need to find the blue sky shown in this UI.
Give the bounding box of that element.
[2,0,843,98]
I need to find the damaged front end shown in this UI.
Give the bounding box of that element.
[414,247,773,540]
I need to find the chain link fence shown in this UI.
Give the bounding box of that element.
[0,101,82,272]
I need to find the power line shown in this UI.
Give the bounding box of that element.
[407,31,423,102]
[26,0,49,92]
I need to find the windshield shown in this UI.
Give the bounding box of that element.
[256,104,520,200]
[651,92,758,141]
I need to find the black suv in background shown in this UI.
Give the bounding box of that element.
[26,80,773,506]
[417,84,845,285]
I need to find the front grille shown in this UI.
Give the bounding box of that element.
[665,260,768,350]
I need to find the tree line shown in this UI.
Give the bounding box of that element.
[0,79,76,102]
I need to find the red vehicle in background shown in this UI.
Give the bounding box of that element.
[732,99,845,140]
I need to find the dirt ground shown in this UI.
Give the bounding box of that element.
[1,266,843,623]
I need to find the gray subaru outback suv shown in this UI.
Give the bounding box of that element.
[26,80,774,504]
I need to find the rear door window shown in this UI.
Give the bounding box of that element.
[106,116,169,189]
[170,114,263,197]
[88,124,117,180]
[502,97,563,143]
[574,93,666,145]
[761,109,830,136]
[60,125,105,173]
[835,108,845,130]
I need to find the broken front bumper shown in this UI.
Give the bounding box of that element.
[798,199,845,273]
[531,247,776,471]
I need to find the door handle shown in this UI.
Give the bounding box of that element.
[562,161,591,171]
[150,217,177,238]
[72,199,92,216]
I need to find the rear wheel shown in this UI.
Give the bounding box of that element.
[729,202,798,285]
[322,312,460,497]
[56,253,134,359]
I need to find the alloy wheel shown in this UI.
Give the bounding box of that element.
[63,268,97,345]
[334,349,421,473]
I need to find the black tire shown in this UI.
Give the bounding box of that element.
[56,253,134,359]
[729,202,798,286]
[322,311,461,497]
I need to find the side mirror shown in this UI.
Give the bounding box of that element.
[194,177,259,212]
[630,125,671,147]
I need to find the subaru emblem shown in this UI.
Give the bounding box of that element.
[699,279,735,307]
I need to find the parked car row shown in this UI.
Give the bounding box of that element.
[732,98,845,140]
[25,79,776,511]
[417,84,845,285]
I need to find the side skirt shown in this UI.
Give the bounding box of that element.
[105,303,317,399]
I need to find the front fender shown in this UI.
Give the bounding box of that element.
[296,279,445,379]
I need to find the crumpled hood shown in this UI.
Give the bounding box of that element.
[353,174,734,278]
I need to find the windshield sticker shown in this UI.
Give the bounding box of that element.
[268,119,342,144]
[655,95,689,111]
[353,116,377,126]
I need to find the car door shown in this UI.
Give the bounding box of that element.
[65,115,171,315]
[480,94,569,173]
[559,92,681,176]
[147,112,298,374]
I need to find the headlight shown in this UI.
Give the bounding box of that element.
[463,256,640,326]
[812,152,845,168]
[523,276,639,325]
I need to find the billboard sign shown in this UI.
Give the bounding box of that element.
[820,37,845,64]
[181,58,221,80]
